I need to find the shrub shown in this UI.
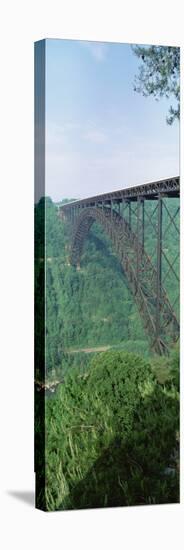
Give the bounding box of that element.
[42,350,179,510]
[86,351,154,434]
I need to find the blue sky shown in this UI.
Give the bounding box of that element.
[45,39,179,201]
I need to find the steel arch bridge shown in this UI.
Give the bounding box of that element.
[59,176,180,355]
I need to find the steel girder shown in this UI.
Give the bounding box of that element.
[59,176,179,213]
[68,205,179,355]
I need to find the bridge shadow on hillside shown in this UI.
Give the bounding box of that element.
[60,385,179,511]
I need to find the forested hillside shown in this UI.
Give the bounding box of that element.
[35,197,179,378]
[35,197,150,377]
[35,197,179,511]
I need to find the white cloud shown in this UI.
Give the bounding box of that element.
[47,120,110,149]
[46,141,179,202]
[84,129,108,144]
[45,120,179,201]
[81,41,108,62]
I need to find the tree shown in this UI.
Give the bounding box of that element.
[132,45,180,125]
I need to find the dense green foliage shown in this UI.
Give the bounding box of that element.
[37,350,179,510]
[35,196,179,511]
[34,197,179,376]
[35,197,150,377]
[132,45,180,124]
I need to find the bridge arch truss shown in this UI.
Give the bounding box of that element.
[60,177,180,355]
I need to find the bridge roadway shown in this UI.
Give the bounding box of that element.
[59,176,179,211]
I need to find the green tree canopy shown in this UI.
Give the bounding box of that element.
[132,45,180,125]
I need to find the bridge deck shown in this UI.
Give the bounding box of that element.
[60,176,179,210]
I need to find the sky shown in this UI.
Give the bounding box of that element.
[45,39,179,202]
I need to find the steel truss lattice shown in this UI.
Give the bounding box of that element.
[59,177,180,355]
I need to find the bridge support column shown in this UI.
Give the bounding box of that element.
[110,199,113,222]
[142,199,145,251]
[121,199,125,252]
[110,199,113,238]
[156,195,163,342]
[72,208,75,224]
[128,201,131,230]
[136,197,141,284]
[121,199,124,223]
